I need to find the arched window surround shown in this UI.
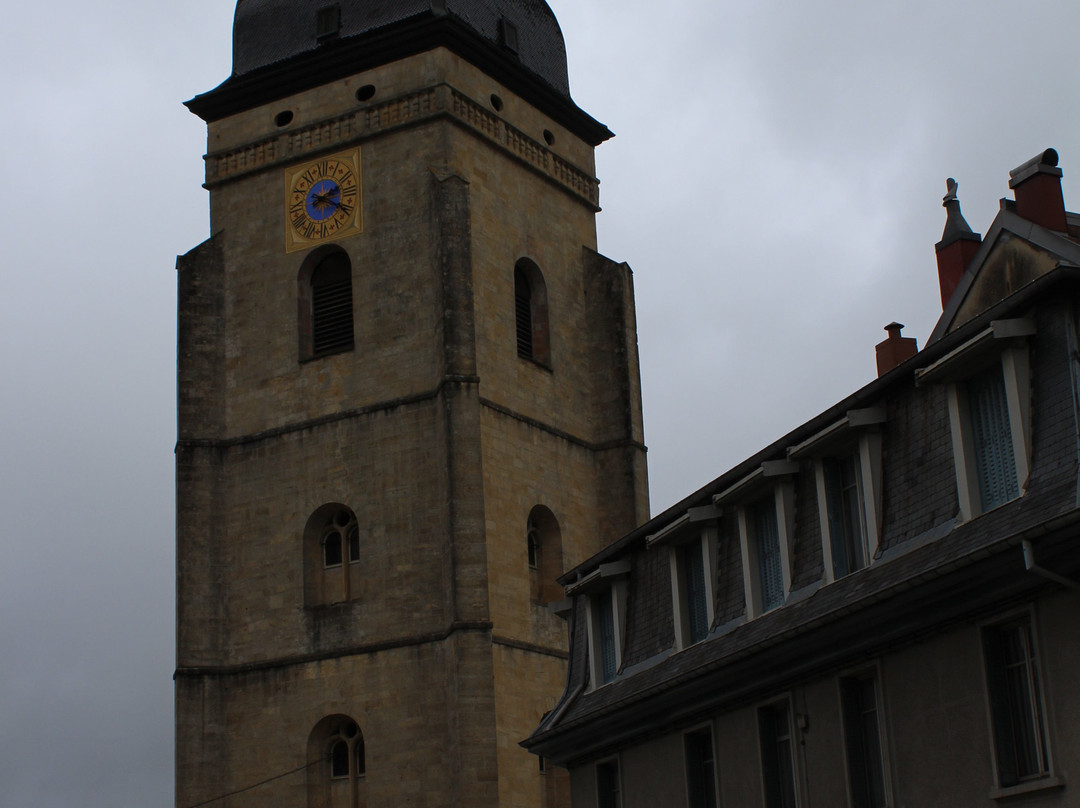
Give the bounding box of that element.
[527,505,563,605]
[304,503,362,608]
[299,245,355,361]
[514,258,550,366]
[307,715,366,808]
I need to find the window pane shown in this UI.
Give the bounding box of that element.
[968,366,1018,511]
[323,531,342,567]
[597,760,621,808]
[983,618,1049,786]
[685,728,717,808]
[759,702,797,808]
[347,525,360,562]
[754,498,784,612]
[330,740,349,778]
[597,594,617,684]
[841,675,887,808]
[825,454,866,579]
[681,541,710,643]
[527,528,540,569]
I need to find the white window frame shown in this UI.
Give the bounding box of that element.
[788,407,885,583]
[647,505,720,650]
[567,561,630,690]
[916,318,1033,522]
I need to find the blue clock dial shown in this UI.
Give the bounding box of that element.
[305,179,342,221]
[287,155,361,248]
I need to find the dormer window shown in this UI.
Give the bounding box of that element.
[967,364,1020,510]
[316,4,341,39]
[714,461,798,619]
[788,407,886,583]
[916,318,1034,521]
[499,18,519,54]
[647,505,719,649]
[567,561,630,688]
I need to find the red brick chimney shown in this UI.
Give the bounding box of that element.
[935,178,981,309]
[1009,148,1067,232]
[876,322,918,376]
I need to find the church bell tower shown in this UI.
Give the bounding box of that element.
[175,2,648,806]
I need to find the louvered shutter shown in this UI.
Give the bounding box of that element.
[514,267,533,359]
[311,255,354,356]
[968,366,1018,511]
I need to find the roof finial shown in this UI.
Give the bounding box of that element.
[943,177,958,205]
[940,178,975,242]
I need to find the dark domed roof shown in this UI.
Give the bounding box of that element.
[232,0,571,97]
[187,0,610,143]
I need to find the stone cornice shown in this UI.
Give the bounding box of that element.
[203,84,600,209]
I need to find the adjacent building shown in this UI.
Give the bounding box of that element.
[524,149,1080,808]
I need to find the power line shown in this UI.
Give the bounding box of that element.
[183,759,317,808]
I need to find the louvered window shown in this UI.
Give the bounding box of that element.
[513,260,550,365]
[969,365,1019,511]
[514,266,534,359]
[311,254,354,357]
[680,541,710,644]
[754,497,784,612]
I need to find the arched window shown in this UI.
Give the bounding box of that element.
[514,259,550,365]
[299,248,355,361]
[527,505,563,605]
[304,504,362,607]
[308,715,365,808]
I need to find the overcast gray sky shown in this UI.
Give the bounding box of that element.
[1,1,1078,805]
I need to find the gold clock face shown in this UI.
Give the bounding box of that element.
[285,149,363,252]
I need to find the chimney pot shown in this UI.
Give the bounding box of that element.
[1009,147,1067,231]
[876,322,917,377]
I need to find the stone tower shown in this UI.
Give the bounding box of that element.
[175,2,649,806]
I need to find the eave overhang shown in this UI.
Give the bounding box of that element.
[526,504,1080,765]
[185,14,613,146]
